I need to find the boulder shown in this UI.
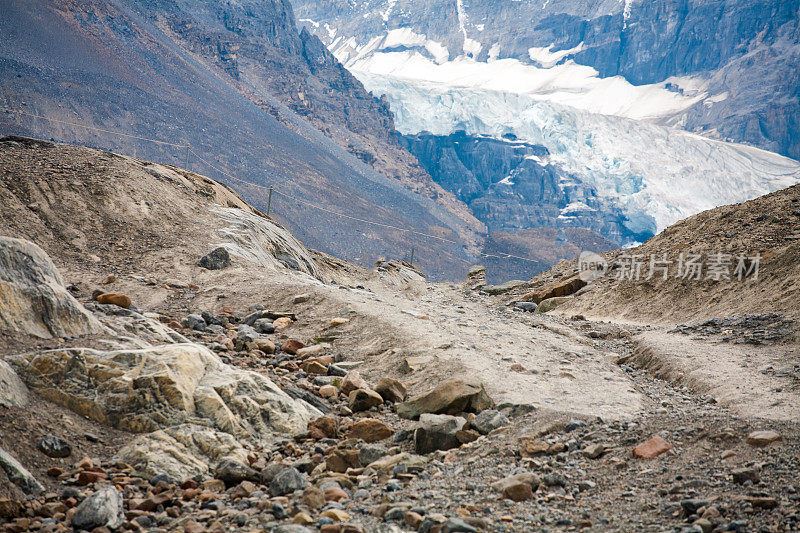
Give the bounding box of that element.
[470,409,509,435]
[8,343,317,436]
[348,388,383,412]
[0,236,103,338]
[114,424,248,482]
[414,414,467,454]
[71,487,124,530]
[0,446,43,495]
[482,280,527,295]
[348,419,393,443]
[0,360,28,408]
[37,435,72,458]
[341,371,368,395]
[523,277,587,304]
[535,296,573,314]
[375,377,407,403]
[397,379,494,420]
[214,459,261,487]
[198,247,231,270]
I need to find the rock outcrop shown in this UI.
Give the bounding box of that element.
[0,236,102,338]
[8,343,318,436]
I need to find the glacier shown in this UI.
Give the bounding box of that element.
[330,42,800,239]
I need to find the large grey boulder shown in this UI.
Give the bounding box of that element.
[71,487,124,530]
[397,379,495,420]
[0,236,102,338]
[0,446,43,495]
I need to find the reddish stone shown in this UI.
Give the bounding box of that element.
[96,293,132,309]
[308,416,338,439]
[633,436,672,459]
[76,470,107,485]
[323,486,350,502]
[502,482,534,502]
[348,419,393,443]
[281,338,305,355]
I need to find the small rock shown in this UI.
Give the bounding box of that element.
[71,486,124,530]
[270,467,308,496]
[214,460,260,487]
[293,294,311,304]
[320,508,350,522]
[319,385,338,398]
[253,318,275,334]
[632,436,671,458]
[583,443,608,459]
[396,379,494,420]
[731,467,760,485]
[308,416,338,439]
[37,435,72,458]
[198,247,231,270]
[302,486,326,510]
[273,316,292,331]
[0,499,22,519]
[745,496,779,509]
[281,339,306,355]
[96,293,131,309]
[746,430,781,447]
[323,486,349,502]
[359,444,388,466]
[502,481,534,501]
[183,313,207,331]
[471,409,509,435]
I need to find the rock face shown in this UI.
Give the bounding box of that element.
[0,360,28,408]
[397,379,494,420]
[71,487,124,530]
[8,343,318,436]
[400,132,632,241]
[0,236,102,338]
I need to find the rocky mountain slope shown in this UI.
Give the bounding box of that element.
[0,139,798,532]
[0,0,484,280]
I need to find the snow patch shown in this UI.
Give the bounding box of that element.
[528,42,584,68]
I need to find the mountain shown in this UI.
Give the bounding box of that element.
[0,0,485,280]
[295,0,800,246]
